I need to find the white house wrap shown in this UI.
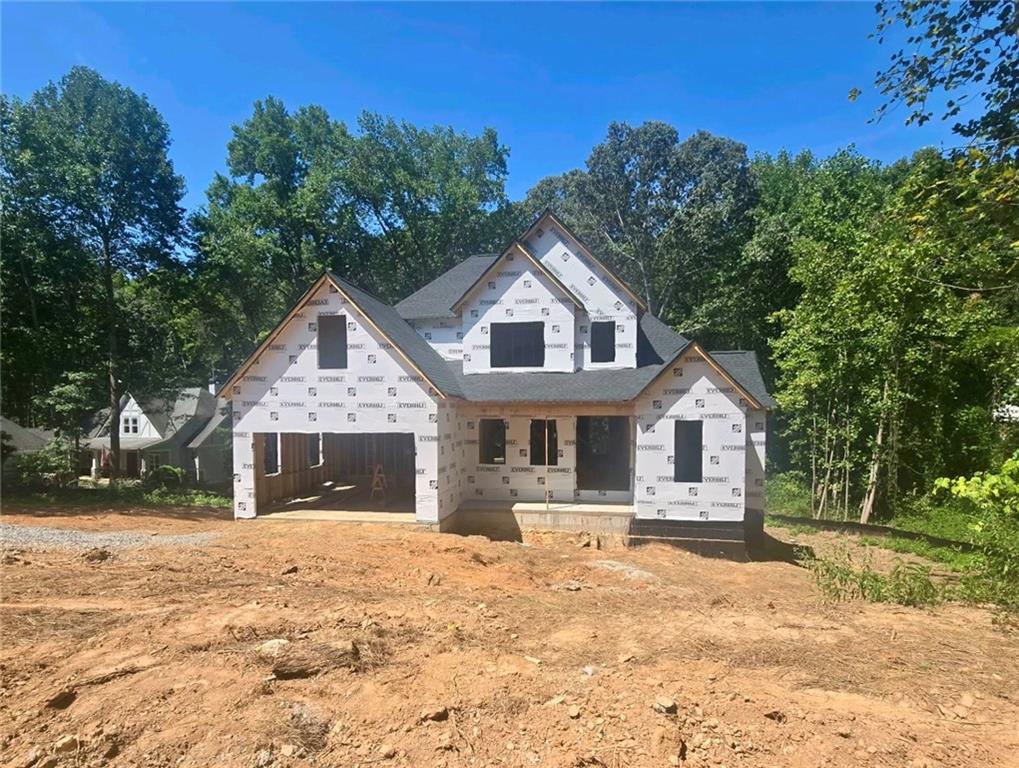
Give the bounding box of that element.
[220,211,775,541]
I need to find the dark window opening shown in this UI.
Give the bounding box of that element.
[529,419,559,466]
[490,322,545,368]
[591,321,616,363]
[576,416,630,491]
[308,433,321,466]
[674,420,703,482]
[318,314,348,369]
[479,419,506,464]
[264,433,280,475]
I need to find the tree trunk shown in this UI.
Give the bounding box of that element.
[859,381,889,524]
[102,241,120,484]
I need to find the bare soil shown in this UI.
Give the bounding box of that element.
[2,506,1018,768]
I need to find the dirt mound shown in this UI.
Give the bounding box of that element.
[1,509,1017,767]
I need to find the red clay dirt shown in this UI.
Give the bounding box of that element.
[2,507,1017,768]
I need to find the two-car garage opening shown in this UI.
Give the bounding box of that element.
[253,432,415,514]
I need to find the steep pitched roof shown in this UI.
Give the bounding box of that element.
[86,388,218,448]
[0,417,54,453]
[396,255,498,320]
[449,242,586,312]
[220,273,465,399]
[708,351,777,409]
[326,272,465,398]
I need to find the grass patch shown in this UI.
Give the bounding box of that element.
[808,547,945,607]
[5,484,231,509]
[857,534,983,572]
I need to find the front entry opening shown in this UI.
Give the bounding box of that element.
[254,432,415,514]
[576,416,630,491]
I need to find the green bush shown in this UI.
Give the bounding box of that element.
[766,471,812,518]
[143,464,186,489]
[1,438,77,489]
[935,451,1019,608]
[808,546,944,607]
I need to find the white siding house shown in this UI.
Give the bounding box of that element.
[219,211,775,545]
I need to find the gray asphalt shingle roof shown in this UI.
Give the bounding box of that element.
[708,351,778,409]
[328,272,466,398]
[394,255,498,320]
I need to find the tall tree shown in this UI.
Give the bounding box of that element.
[3,67,184,479]
[342,113,514,300]
[867,0,1019,156]
[523,123,758,335]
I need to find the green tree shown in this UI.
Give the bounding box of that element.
[523,123,758,335]
[2,67,184,478]
[868,0,1019,156]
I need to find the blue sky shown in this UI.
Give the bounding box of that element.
[3,2,956,214]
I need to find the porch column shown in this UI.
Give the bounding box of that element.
[90,453,99,480]
[233,430,256,519]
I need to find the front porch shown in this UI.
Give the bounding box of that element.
[442,498,634,541]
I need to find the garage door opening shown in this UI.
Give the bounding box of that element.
[254,432,416,515]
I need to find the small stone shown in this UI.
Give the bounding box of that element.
[280,564,298,575]
[280,744,298,757]
[82,547,111,562]
[54,735,79,753]
[836,728,852,738]
[959,692,975,708]
[423,572,442,587]
[524,656,542,665]
[567,705,581,719]
[581,665,596,676]
[18,747,39,768]
[669,756,681,767]
[617,652,635,664]
[254,748,274,767]
[653,696,678,715]
[764,710,786,723]
[379,744,397,759]
[420,706,449,722]
[45,688,77,709]
[103,742,120,759]
[254,638,291,660]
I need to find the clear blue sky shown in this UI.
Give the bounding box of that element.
[3,2,956,214]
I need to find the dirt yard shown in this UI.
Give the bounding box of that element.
[2,507,1018,768]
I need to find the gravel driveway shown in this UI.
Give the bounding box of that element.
[0,523,219,552]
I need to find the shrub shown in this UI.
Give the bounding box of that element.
[766,471,812,518]
[143,464,186,489]
[808,546,944,607]
[935,451,1019,608]
[1,437,78,489]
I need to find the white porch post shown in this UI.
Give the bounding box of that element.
[90,453,99,480]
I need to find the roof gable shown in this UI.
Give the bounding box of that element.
[523,210,647,311]
[450,242,585,313]
[220,273,464,400]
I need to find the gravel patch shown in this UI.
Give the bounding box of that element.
[0,523,219,553]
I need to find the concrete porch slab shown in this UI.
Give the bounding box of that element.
[259,509,417,524]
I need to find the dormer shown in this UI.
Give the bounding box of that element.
[458,243,583,374]
[520,211,645,371]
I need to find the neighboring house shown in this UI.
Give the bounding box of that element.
[0,416,55,461]
[220,211,776,543]
[86,388,229,483]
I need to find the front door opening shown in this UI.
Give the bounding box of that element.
[576,416,630,491]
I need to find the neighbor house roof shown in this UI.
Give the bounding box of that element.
[187,400,231,449]
[395,254,498,320]
[0,416,55,454]
[85,388,219,450]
